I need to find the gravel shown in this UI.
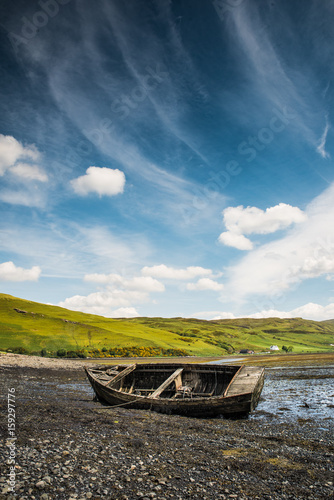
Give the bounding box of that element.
[0,356,333,499]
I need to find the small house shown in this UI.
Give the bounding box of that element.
[270,345,279,351]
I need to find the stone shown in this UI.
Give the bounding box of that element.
[36,480,46,489]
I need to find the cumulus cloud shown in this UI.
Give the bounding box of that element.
[219,203,306,250]
[0,134,40,176]
[141,264,213,280]
[84,273,165,292]
[222,182,334,299]
[61,271,165,317]
[193,301,334,321]
[218,231,253,251]
[186,278,224,291]
[59,289,145,317]
[10,163,48,182]
[0,134,48,187]
[249,302,334,321]
[191,310,237,320]
[109,307,139,318]
[0,261,41,281]
[71,166,125,196]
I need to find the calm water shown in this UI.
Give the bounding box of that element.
[208,359,334,428]
[251,365,334,429]
[18,362,334,430]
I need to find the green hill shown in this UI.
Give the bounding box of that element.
[0,293,333,357]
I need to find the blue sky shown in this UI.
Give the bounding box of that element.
[1,0,334,320]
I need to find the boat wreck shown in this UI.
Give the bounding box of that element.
[85,363,265,418]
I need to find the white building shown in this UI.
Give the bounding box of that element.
[270,345,279,351]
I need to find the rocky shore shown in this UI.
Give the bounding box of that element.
[0,356,333,499]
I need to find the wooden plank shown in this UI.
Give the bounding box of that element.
[148,368,184,399]
[105,364,136,387]
[225,366,263,396]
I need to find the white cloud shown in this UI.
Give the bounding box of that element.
[59,288,147,317]
[61,270,165,318]
[193,301,334,321]
[249,302,334,321]
[0,261,41,281]
[222,182,334,299]
[71,166,125,196]
[289,255,334,280]
[141,264,213,280]
[191,310,236,320]
[219,203,306,250]
[109,307,139,318]
[84,273,165,292]
[316,119,330,159]
[0,134,40,176]
[219,231,253,250]
[10,163,48,182]
[186,278,224,291]
[0,135,48,206]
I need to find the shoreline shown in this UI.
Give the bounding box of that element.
[1,351,334,370]
[0,359,333,499]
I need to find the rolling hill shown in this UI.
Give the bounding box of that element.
[0,293,333,357]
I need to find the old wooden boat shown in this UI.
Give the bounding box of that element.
[85,363,265,418]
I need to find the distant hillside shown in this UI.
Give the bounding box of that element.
[0,294,333,357]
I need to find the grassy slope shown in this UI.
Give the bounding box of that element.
[0,293,333,355]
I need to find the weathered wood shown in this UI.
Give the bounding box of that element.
[224,366,264,396]
[105,364,136,387]
[84,363,265,418]
[148,368,184,399]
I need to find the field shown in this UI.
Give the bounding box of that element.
[0,293,334,357]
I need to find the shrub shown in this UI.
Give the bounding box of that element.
[56,348,66,357]
[65,351,78,358]
[8,347,28,354]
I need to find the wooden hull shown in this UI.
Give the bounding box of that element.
[85,363,265,418]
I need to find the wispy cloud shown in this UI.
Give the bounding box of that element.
[316,118,330,159]
[141,264,213,281]
[225,3,329,153]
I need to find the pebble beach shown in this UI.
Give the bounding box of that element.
[0,353,333,499]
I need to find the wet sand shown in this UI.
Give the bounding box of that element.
[0,354,333,499]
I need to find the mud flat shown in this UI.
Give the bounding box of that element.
[0,355,333,499]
